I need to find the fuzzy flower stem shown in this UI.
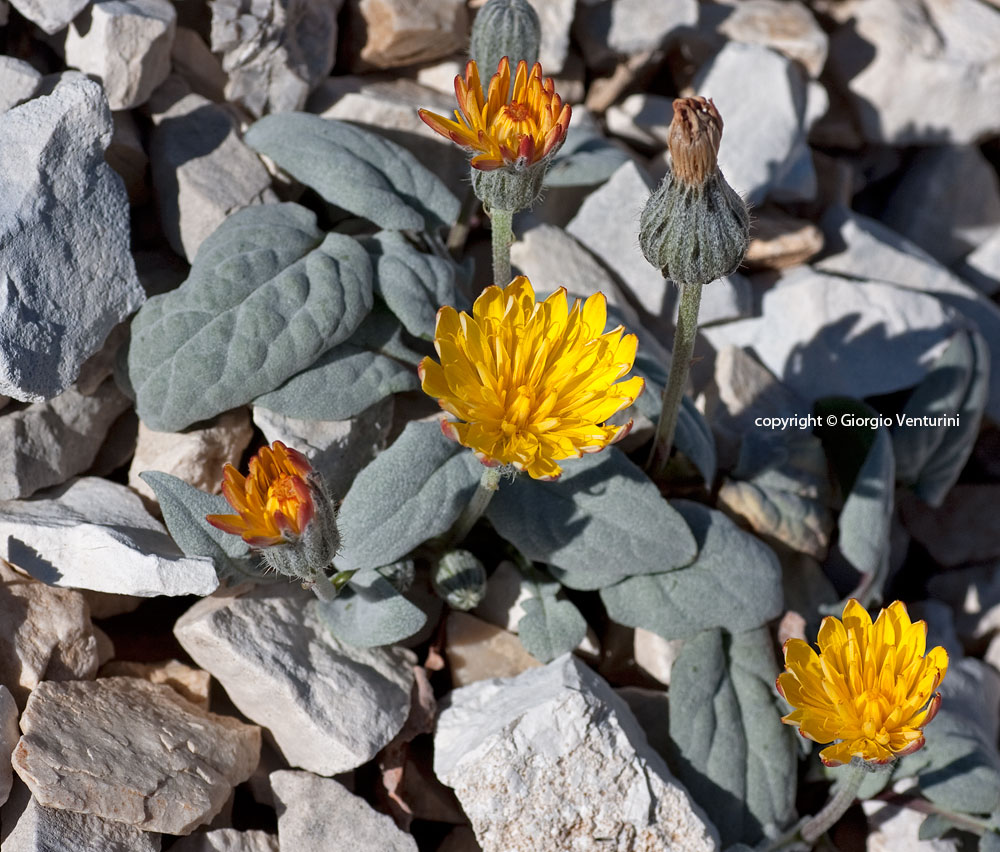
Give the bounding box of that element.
[450,466,503,544]
[646,278,704,477]
[309,575,338,602]
[801,760,867,845]
[490,207,514,286]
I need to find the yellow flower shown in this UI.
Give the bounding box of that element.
[418,56,571,171]
[207,441,316,548]
[419,276,645,480]
[777,599,948,767]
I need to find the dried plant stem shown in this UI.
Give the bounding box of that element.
[645,278,704,478]
[490,207,514,286]
[450,466,503,544]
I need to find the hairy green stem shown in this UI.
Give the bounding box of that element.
[801,761,868,845]
[645,278,704,478]
[450,466,503,544]
[490,207,514,286]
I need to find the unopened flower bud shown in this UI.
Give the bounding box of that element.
[639,96,750,286]
[378,559,416,593]
[432,549,487,610]
[470,0,541,83]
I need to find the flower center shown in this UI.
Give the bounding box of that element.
[494,101,536,141]
[266,476,306,534]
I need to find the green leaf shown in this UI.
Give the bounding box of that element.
[517,596,587,663]
[349,308,429,367]
[253,343,418,421]
[364,231,468,339]
[894,330,989,507]
[981,830,1000,852]
[668,627,797,846]
[315,569,427,647]
[139,471,264,584]
[898,658,1000,816]
[126,203,373,431]
[599,500,782,640]
[336,421,483,571]
[917,813,953,841]
[244,114,459,232]
[485,447,697,587]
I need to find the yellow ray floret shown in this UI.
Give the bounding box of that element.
[419,276,645,480]
[777,599,948,767]
[418,57,572,171]
[206,441,316,547]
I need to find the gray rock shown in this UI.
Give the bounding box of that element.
[817,207,1000,420]
[129,408,254,506]
[12,677,260,835]
[435,655,719,852]
[701,267,958,405]
[65,0,176,110]
[252,397,393,499]
[0,781,161,852]
[171,26,228,102]
[149,86,276,260]
[565,160,670,319]
[573,0,697,70]
[0,73,144,402]
[342,0,468,70]
[271,770,418,852]
[957,227,1000,296]
[1,685,16,806]
[881,146,1000,266]
[209,0,344,117]
[0,377,131,500]
[686,273,752,327]
[605,92,672,150]
[7,0,90,33]
[0,560,100,710]
[693,41,816,204]
[525,0,575,73]
[714,0,828,78]
[169,827,279,852]
[827,0,1000,144]
[174,584,415,776]
[0,477,220,597]
[862,780,959,852]
[0,57,42,112]
[632,629,683,686]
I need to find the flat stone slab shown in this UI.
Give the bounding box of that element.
[0,477,219,597]
[435,655,719,852]
[170,827,279,852]
[175,584,415,776]
[0,685,16,807]
[12,677,260,835]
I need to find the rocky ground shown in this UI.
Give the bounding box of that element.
[2,0,1000,850]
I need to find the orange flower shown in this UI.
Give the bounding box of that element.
[419,57,571,171]
[207,441,316,548]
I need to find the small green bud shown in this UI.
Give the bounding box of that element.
[470,0,541,81]
[472,161,547,213]
[639,97,750,287]
[432,549,487,610]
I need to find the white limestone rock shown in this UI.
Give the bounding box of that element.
[0,477,220,597]
[0,685,16,806]
[0,560,100,710]
[0,377,131,500]
[573,0,698,70]
[174,584,415,776]
[0,781,162,852]
[171,26,228,102]
[209,0,344,117]
[701,267,958,405]
[472,560,531,632]
[605,92,672,150]
[149,86,276,260]
[342,0,468,70]
[0,57,42,112]
[957,227,1000,296]
[827,0,1000,144]
[714,0,828,78]
[253,397,392,498]
[65,0,176,110]
[99,659,211,710]
[881,146,1000,267]
[435,655,719,852]
[0,73,144,402]
[525,0,575,73]
[272,770,417,852]
[170,827,279,852]
[7,0,90,33]
[633,628,683,686]
[11,677,260,835]
[129,408,254,506]
[693,41,817,205]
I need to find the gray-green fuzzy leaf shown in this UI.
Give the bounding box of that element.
[336,421,483,571]
[894,330,989,507]
[245,114,459,231]
[517,596,587,662]
[668,627,797,846]
[485,447,697,585]
[599,500,782,639]
[127,203,373,431]
[315,569,427,647]
[365,231,468,339]
[139,471,264,583]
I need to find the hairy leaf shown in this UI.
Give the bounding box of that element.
[517,596,587,663]
[316,569,427,647]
